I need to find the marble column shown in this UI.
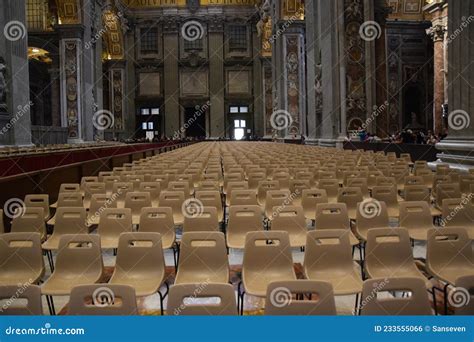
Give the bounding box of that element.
[252,25,264,138]
[0,0,33,146]
[318,0,345,147]
[433,0,474,170]
[208,19,225,138]
[107,62,126,137]
[427,25,447,135]
[163,18,180,138]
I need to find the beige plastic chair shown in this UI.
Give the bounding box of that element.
[224,173,243,194]
[41,234,103,315]
[271,206,307,248]
[248,171,267,191]
[83,182,106,209]
[264,280,337,316]
[80,176,99,196]
[98,208,133,249]
[139,182,161,207]
[124,192,151,225]
[175,232,229,285]
[315,203,359,246]
[103,176,121,196]
[226,181,249,206]
[139,207,176,249]
[399,201,435,241]
[240,231,296,313]
[435,183,462,209]
[372,186,400,218]
[404,184,441,216]
[24,194,50,221]
[441,198,474,238]
[42,207,88,250]
[229,189,258,206]
[317,179,339,203]
[426,227,474,286]
[109,233,166,303]
[158,191,185,225]
[167,283,237,316]
[197,180,220,191]
[68,284,138,315]
[112,182,134,208]
[432,175,451,197]
[86,194,112,227]
[337,187,363,220]
[195,190,224,222]
[301,189,328,221]
[304,229,362,295]
[183,207,219,233]
[226,205,263,249]
[11,207,47,241]
[257,180,280,207]
[51,183,80,208]
[454,275,474,315]
[360,278,432,315]
[347,178,370,199]
[354,200,389,241]
[0,233,44,286]
[0,285,43,315]
[48,192,83,226]
[264,190,291,221]
[365,228,430,287]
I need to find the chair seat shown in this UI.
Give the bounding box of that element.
[430,207,442,217]
[100,237,120,249]
[431,268,474,285]
[42,236,61,250]
[288,233,307,248]
[243,270,296,297]
[109,274,165,297]
[226,234,246,249]
[0,271,43,286]
[305,266,362,295]
[406,227,432,241]
[42,274,102,296]
[173,214,184,226]
[303,210,316,221]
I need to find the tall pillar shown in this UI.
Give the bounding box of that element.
[0,0,32,146]
[252,25,264,138]
[425,0,448,136]
[318,0,344,147]
[433,0,474,170]
[163,18,180,138]
[208,19,225,138]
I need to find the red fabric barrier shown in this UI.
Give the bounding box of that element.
[0,142,177,178]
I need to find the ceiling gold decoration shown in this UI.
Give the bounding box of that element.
[28,47,53,64]
[55,0,81,24]
[281,0,305,21]
[387,0,430,21]
[122,0,186,8]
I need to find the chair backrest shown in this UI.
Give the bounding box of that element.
[0,285,42,315]
[257,180,280,203]
[355,200,389,233]
[454,275,474,315]
[138,182,161,202]
[167,283,237,315]
[459,175,474,195]
[317,179,339,198]
[11,207,46,237]
[54,207,88,234]
[243,231,294,273]
[197,181,220,191]
[55,234,103,277]
[399,201,432,229]
[183,207,219,232]
[404,176,424,186]
[68,284,137,315]
[366,228,413,272]
[58,183,81,194]
[315,203,350,230]
[103,176,121,193]
[265,190,291,218]
[56,192,83,208]
[372,186,398,206]
[436,183,462,208]
[375,177,397,190]
[179,232,229,277]
[441,198,473,227]
[115,232,165,277]
[264,280,337,315]
[98,208,133,238]
[432,175,451,196]
[158,191,185,214]
[304,229,353,273]
[347,178,369,197]
[271,206,306,232]
[227,181,248,198]
[427,227,473,274]
[0,232,44,281]
[248,171,267,190]
[24,194,49,219]
[112,182,133,201]
[337,187,363,209]
[84,182,106,201]
[227,205,263,235]
[301,189,328,214]
[81,177,99,192]
[168,181,191,196]
[229,189,258,206]
[139,207,175,239]
[195,190,222,210]
[360,278,432,315]
[404,185,430,202]
[124,192,151,216]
